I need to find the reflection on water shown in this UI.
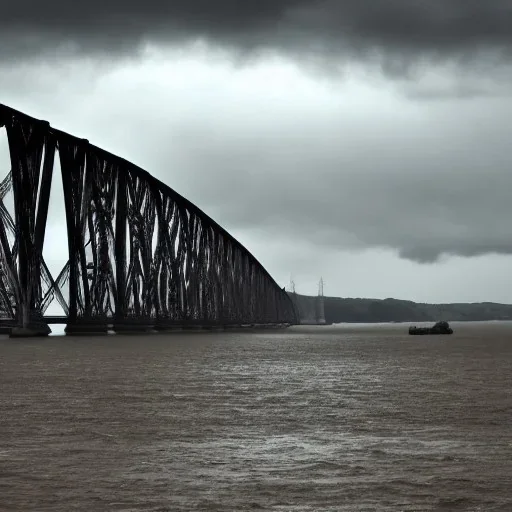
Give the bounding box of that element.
[1,323,512,511]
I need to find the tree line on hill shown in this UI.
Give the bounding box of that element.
[310,296,512,323]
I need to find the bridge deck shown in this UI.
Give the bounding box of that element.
[0,317,293,328]
[1,317,71,326]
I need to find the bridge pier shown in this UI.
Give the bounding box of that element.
[154,325,183,332]
[9,311,52,338]
[10,321,51,338]
[113,320,155,334]
[223,324,242,330]
[65,320,109,335]
[182,324,215,332]
[154,320,221,332]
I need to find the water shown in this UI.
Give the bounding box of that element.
[1,323,511,511]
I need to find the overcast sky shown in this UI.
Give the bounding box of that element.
[2,1,512,304]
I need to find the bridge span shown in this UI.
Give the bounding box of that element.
[0,104,297,336]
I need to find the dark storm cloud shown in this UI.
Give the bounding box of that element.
[3,0,512,65]
[1,48,511,267]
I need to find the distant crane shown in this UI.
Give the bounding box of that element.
[316,277,326,324]
[288,274,296,294]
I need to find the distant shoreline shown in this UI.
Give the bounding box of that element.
[288,293,512,324]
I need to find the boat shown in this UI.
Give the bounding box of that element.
[409,321,453,335]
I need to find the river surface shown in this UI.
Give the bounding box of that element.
[1,322,511,511]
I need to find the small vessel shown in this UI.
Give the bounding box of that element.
[409,321,453,335]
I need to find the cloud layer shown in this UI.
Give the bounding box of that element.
[2,55,509,265]
[4,1,512,68]
[2,8,512,301]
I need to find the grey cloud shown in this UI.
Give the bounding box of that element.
[148,100,512,264]
[199,165,512,264]
[1,60,511,267]
[399,243,512,264]
[3,0,512,69]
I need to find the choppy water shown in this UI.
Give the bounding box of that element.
[1,322,511,511]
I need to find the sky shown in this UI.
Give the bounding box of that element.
[2,1,512,304]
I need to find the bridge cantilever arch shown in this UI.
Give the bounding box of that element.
[0,104,297,337]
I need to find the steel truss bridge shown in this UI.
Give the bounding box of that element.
[0,104,297,336]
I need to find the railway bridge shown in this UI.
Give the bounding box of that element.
[0,104,297,336]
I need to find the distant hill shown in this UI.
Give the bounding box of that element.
[292,294,512,323]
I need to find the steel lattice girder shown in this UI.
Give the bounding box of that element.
[0,104,298,328]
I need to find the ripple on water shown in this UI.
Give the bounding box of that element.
[0,323,512,510]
